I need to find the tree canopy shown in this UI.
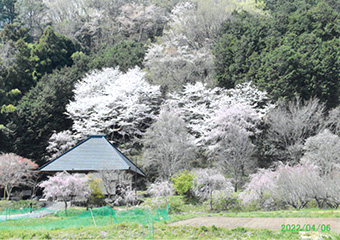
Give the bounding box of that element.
[214,1,340,108]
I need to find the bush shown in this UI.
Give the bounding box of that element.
[171,170,193,196]
[306,199,318,209]
[142,196,186,214]
[192,168,233,210]
[211,190,235,211]
[202,192,243,212]
[239,163,323,210]
[88,177,105,207]
[147,181,174,207]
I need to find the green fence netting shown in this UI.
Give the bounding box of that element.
[0,207,57,221]
[0,207,34,215]
[0,204,170,238]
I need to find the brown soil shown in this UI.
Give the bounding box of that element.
[170,217,340,233]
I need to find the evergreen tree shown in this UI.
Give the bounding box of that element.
[0,0,17,29]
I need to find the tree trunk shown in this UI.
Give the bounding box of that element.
[210,189,213,210]
[64,200,68,216]
[234,184,237,192]
[234,169,238,192]
[5,186,12,201]
[315,197,321,208]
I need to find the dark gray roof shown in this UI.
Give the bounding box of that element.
[40,135,145,176]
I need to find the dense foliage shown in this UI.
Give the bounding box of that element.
[214,1,340,108]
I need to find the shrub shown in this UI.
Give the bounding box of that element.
[192,168,233,210]
[88,177,105,207]
[239,163,327,210]
[211,190,235,211]
[148,181,174,206]
[171,170,193,196]
[142,196,186,214]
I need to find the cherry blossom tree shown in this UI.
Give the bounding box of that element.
[265,98,325,163]
[148,181,174,205]
[240,163,323,209]
[238,168,277,208]
[15,0,46,38]
[163,82,270,188]
[325,105,340,135]
[42,0,125,47]
[46,67,162,157]
[142,105,197,180]
[144,39,214,91]
[205,102,260,191]
[123,187,137,208]
[302,129,340,176]
[271,163,320,209]
[0,153,38,200]
[39,171,91,215]
[79,0,143,48]
[42,0,84,39]
[151,0,181,10]
[144,0,267,91]
[117,3,168,41]
[322,172,340,208]
[167,81,271,147]
[215,127,256,192]
[43,0,88,23]
[46,130,80,161]
[167,82,224,145]
[95,169,132,199]
[143,2,215,91]
[192,168,233,209]
[163,0,266,49]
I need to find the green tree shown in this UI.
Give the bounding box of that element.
[89,40,145,72]
[253,33,340,107]
[214,11,270,88]
[0,22,31,42]
[171,170,193,196]
[88,176,105,207]
[0,38,33,101]
[12,64,87,164]
[30,26,77,79]
[214,1,340,108]
[0,0,17,29]
[15,0,46,38]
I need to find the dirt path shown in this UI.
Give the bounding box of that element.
[170,217,340,233]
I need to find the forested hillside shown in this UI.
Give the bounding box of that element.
[2,0,340,199]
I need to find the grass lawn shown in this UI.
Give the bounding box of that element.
[0,221,314,239]
[168,208,340,223]
[0,208,339,239]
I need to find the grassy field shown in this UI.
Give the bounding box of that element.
[1,199,340,239]
[0,210,339,239]
[168,208,340,223]
[0,221,313,239]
